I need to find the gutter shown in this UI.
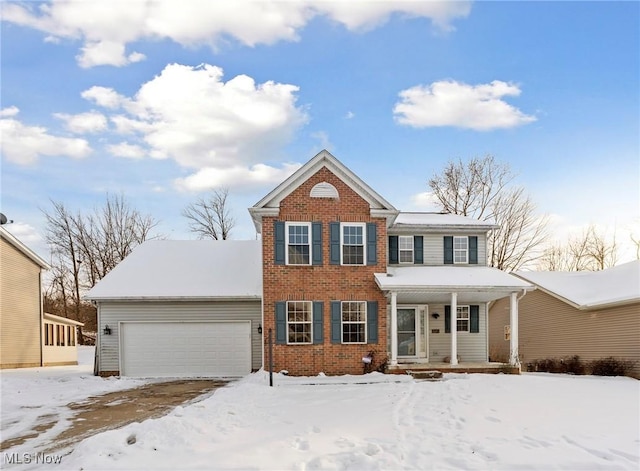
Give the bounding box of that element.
[88,295,263,302]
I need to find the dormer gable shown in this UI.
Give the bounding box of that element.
[249,150,398,233]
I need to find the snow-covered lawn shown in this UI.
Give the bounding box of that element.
[2,348,638,470]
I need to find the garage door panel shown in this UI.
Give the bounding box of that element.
[121,321,251,377]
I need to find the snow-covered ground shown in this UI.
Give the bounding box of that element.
[2,347,639,470]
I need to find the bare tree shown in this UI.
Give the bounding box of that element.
[539,225,618,271]
[631,233,640,260]
[183,188,235,240]
[428,155,549,271]
[42,194,159,341]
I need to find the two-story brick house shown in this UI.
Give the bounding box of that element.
[250,150,532,376]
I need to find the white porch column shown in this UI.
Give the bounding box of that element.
[450,292,458,366]
[509,292,520,366]
[390,291,398,367]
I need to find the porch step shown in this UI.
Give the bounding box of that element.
[407,370,443,381]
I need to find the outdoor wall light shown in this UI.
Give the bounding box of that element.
[103,325,112,335]
[431,313,440,319]
[257,323,263,334]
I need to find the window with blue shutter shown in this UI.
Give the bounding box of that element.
[366,301,378,344]
[312,222,323,265]
[414,236,423,264]
[469,236,478,265]
[444,236,454,264]
[275,302,286,344]
[366,223,377,265]
[313,301,324,343]
[274,221,285,265]
[329,222,340,265]
[389,236,399,264]
[330,301,341,343]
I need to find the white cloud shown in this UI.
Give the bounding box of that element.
[310,131,332,151]
[409,191,441,210]
[0,106,20,117]
[344,111,355,119]
[394,80,537,131]
[1,221,42,245]
[174,162,302,192]
[107,142,147,159]
[54,111,108,133]
[0,108,92,165]
[83,63,307,174]
[1,0,471,67]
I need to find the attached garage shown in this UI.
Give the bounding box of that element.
[120,321,251,377]
[87,240,263,378]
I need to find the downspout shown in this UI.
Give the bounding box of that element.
[39,270,44,367]
[93,301,99,376]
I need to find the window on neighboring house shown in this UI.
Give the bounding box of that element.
[504,325,511,341]
[56,325,65,346]
[399,236,414,263]
[44,323,54,346]
[342,301,366,343]
[287,301,312,344]
[453,236,468,264]
[286,223,311,265]
[456,306,470,332]
[342,224,365,265]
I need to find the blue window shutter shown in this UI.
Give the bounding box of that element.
[470,305,480,333]
[330,222,341,265]
[367,301,378,344]
[312,222,323,265]
[366,223,377,265]
[274,221,285,265]
[469,236,478,264]
[330,301,341,344]
[313,301,324,344]
[414,236,423,264]
[444,305,451,333]
[444,236,453,264]
[275,302,286,344]
[389,236,399,264]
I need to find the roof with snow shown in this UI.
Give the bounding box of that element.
[515,260,640,309]
[391,212,498,231]
[375,266,533,303]
[86,240,262,301]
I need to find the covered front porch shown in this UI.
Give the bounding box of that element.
[374,266,534,373]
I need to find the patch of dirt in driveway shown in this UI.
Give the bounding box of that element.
[1,380,227,453]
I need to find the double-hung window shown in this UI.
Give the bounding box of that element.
[287,301,312,344]
[341,223,365,265]
[286,222,311,265]
[342,301,366,343]
[453,236,468,264]
[399,236,414,263]
[456,306,470,332]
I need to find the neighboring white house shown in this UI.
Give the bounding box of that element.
[86,240,263,378]
[43,312,84,366]
[489,260,640,378]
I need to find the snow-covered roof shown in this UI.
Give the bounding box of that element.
[375,266,533,303]
[515,260,640,310]
[44,312,84,327]
[86,240,262,301]
[391,212,498,231]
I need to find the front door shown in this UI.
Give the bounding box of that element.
[397,308,417,357]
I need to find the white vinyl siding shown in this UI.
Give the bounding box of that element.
[420,233,487,266]
[427,303,488,362]
[97,300,262,374]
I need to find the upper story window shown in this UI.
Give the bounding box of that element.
[341,223,365,265]
[398,236,414,263]
[286,222,311,265]
[287,301,312,344]
[453,236,468,264]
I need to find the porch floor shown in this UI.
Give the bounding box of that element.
[387,361,520,375]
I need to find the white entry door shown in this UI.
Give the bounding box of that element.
[120,321,251,377]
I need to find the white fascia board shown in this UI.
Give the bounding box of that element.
[370,209,401,227]
[248,207,280,234]
[90,296,262,303]
[389,224,497,234]
[44,312,85,326]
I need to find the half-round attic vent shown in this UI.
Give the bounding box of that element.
[310,182,339,199]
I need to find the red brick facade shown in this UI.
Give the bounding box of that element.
[262,167,388,375]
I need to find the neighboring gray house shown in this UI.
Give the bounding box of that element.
[87,240,262,377]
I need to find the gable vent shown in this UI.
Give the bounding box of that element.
[310,182,339,199]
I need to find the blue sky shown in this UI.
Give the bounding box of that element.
[1,1,639,262]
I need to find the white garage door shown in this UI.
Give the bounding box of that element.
[120,321,251,377]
